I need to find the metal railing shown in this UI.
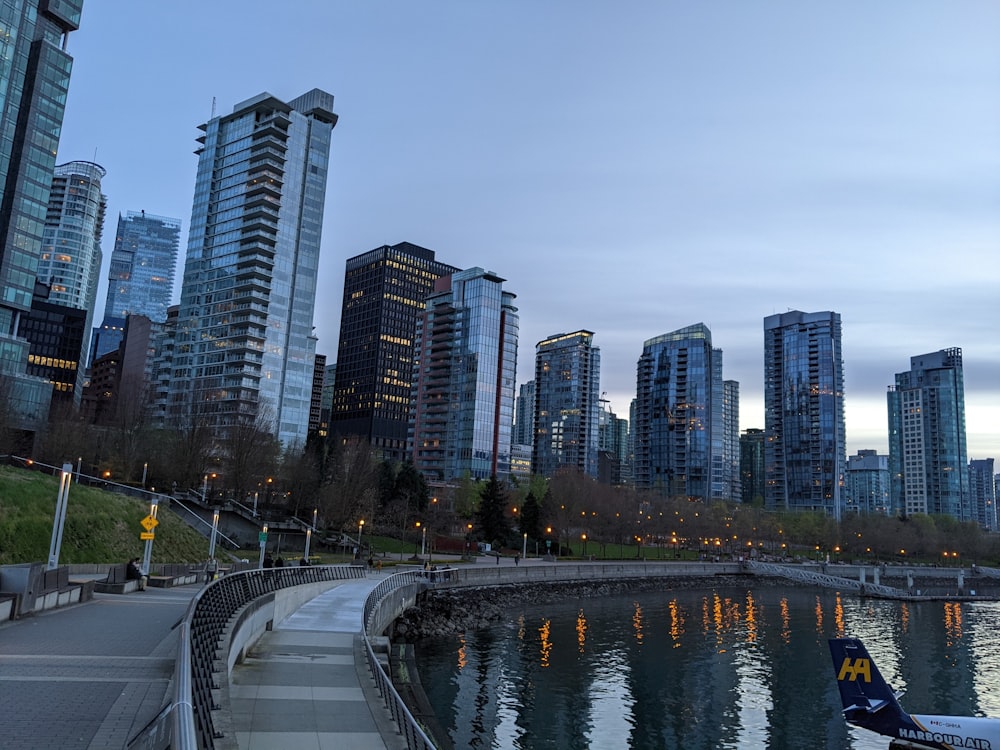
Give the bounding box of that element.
[748,561,908,598]
[128,564,365,750]
[361,569,445,750]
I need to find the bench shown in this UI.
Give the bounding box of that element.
[93,564,140,594]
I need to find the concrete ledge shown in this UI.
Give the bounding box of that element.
[0,594,15,621]
[148,573,198,588]
[94,579,139,595]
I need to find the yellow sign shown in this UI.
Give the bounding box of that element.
[141,515,159,531]
[140,531,155,541]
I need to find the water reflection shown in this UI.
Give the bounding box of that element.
[415,586,1000,750]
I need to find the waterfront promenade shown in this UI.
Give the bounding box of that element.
[0,584,198,749]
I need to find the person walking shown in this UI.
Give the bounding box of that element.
[514,553,520,566]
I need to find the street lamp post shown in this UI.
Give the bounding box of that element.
[421,523,427,557]
[582,533,588,558]
[357,519,365,559]
[522,532,527,560]
[201,474,209,503]
[208,510,219,561]
[142,462,148,490]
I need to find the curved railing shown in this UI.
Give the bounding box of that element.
[361,569,440,750]
[128,564,365,750]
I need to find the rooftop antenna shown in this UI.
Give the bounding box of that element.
[211,96,217,119]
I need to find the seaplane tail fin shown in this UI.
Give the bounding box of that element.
[829,638,910,735]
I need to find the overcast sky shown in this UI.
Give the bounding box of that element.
[57,2,1000,459]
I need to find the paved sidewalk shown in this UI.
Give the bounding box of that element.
[0,585,199,750]
[227,575,407,750]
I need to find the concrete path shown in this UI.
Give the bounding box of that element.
[227,575,407,750]
[0,585,199,750]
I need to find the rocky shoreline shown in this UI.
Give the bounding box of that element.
[391,573,796,641]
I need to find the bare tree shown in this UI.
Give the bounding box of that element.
[221,404,280,503]
[317,437,380,535]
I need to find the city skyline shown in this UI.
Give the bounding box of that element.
[55,2,1000,458]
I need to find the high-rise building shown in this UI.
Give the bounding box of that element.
[330,242,458,460]
[739,428,765,504]
[92,210,181,362]
[634,323,723,500]
[721,379,740,502]
[844,450,891,515]
[763,310,846,516]
[533,331,601,479]
[19,280,87,410]
[167,90,337,448]
[597,398,629,486]
[308,353,326,438]
[33,160,106,400]
[969,459,997,531]
[887,348,969,519]
[0,1,83,437]
[513,380,535,447]
[409,268,518,481]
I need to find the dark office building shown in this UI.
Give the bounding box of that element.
[19,282,87,411]
[330,242,459,461]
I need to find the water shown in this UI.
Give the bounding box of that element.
[414,585,1000,749]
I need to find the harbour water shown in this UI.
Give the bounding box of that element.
[414,584,1000,749]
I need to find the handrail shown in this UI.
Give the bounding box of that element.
[361,569,445,750]
[128,564,365,750]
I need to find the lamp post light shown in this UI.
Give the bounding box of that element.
[421,523,427,558]
[522,532,527,560]
[582,533,588,558]
[201,474,209,503]
[357,519,365,559]
[76,456,82,484]
[209,510,219,561]
[258,524,268,568]
[142,462,148,490]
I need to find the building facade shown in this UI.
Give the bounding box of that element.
[513,380,535,447]
[969,459,997,531]
[739,428,765,504]
[532,330,601,479]
[167,90,337,448]
[330,242,458,460]
[19,280,87,410]
[887,348,969,519]
[92,210,181,362]
[763,310,846,516]
[0,0,83,437]
[844,450,891,515]
[409,268,518,481]
[634,323,723,500]
[721,379,740,502]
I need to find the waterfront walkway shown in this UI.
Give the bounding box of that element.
[0,585,198,749]
[225,574,406,750]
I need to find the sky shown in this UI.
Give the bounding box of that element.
[56,2,1000,459]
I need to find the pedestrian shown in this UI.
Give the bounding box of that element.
[126,557,147,591]
[376,559,383,572]
[496,552,500,565]
[263,552,273,569]
[514,553,520,566]
[274,556,285,568]
[299,557,309,566]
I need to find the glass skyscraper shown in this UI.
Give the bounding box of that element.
[410,268,518,481]
[634,323,723,500]
[969,458,997,531]
[844,450,890,515]
[168,90,337,448]
[763,310,846,517]
[887,348,969,520]
[34,160,106,398]
[0,0,83,432]
[330,242,458,460]
[92,210,181,362]
[533,330,601,479]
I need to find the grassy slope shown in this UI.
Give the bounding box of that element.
[0,465,210,565]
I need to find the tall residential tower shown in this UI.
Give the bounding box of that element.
[763,310,846,517]
[533,330,601,479]
[410,268,518,481]
[633,323,723,500]
[168,90,337,448]
[887,348,969,519]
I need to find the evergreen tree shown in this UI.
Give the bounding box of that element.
[520,491,542,544]
[476,475,512,548]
